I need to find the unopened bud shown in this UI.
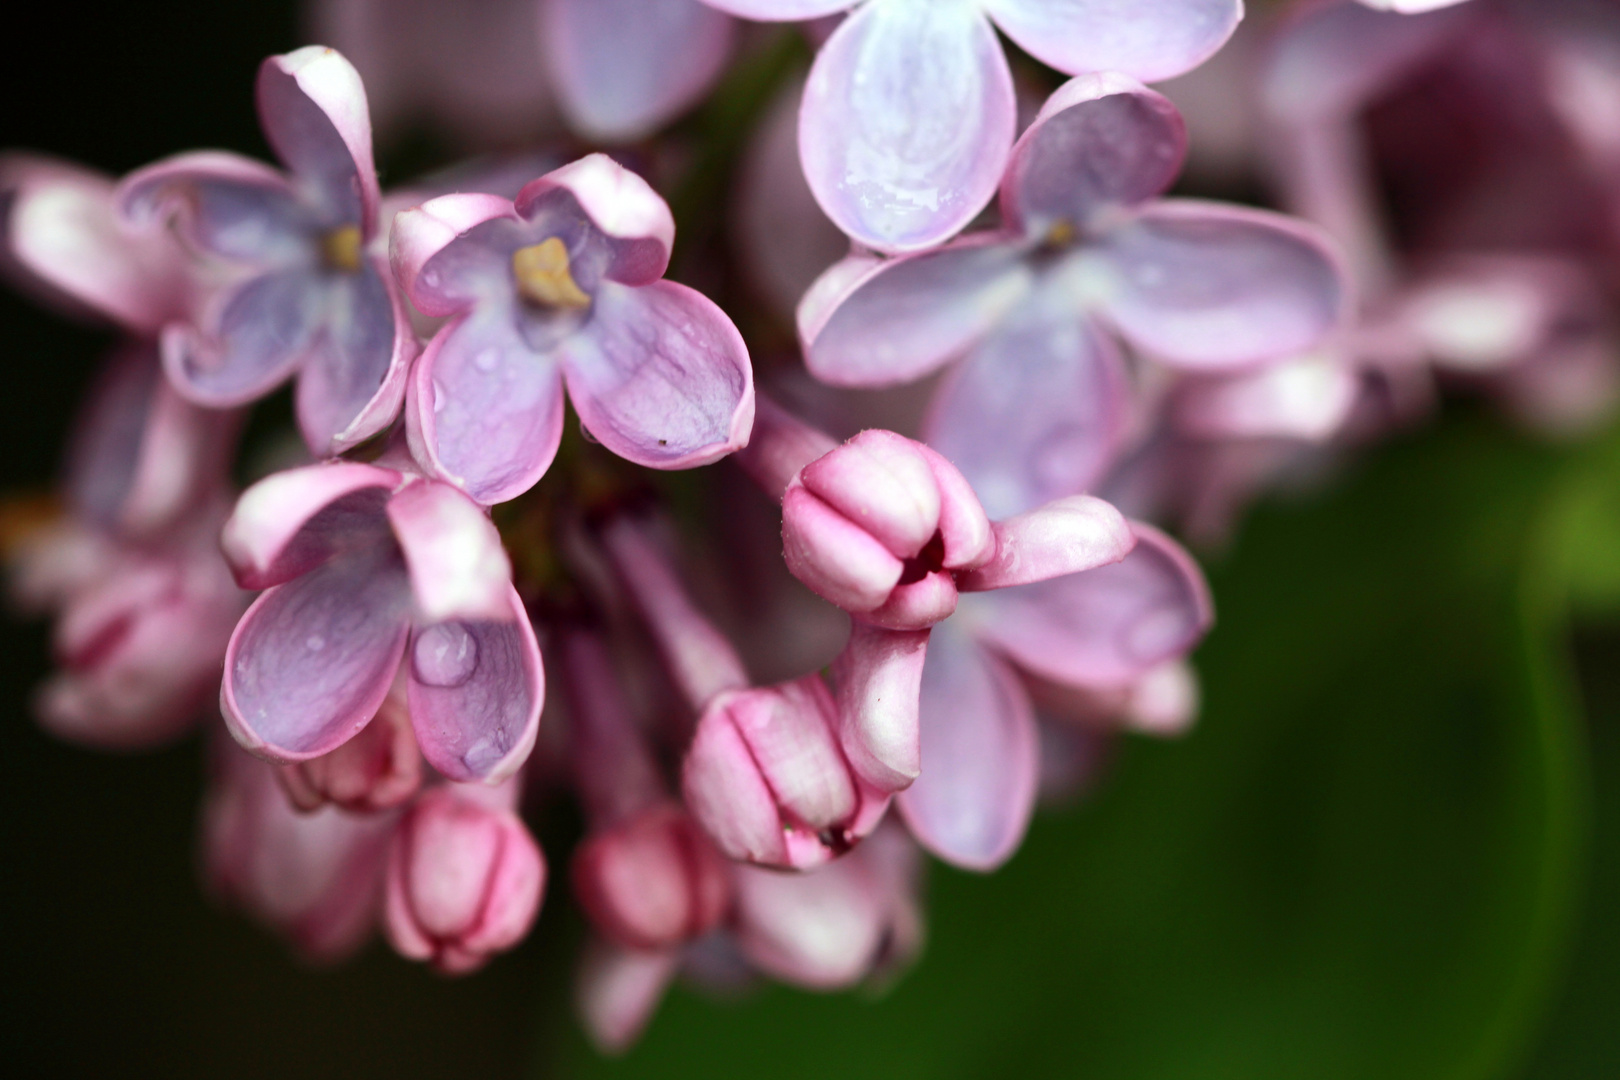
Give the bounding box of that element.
[573,803,731,951]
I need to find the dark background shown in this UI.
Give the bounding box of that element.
[4,3,1620,1078]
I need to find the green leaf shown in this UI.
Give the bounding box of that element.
[542,416,1589,1080]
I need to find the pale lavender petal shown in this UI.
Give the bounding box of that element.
[6,160,190,332]
[258,47,379,230]
[697,0,851,18]
[800,0,1016,253]
[544,0,734,142]
[1171,355,1359,441]
[800,429,941,558]
[984,0,1242,82]
[407,585,543,783]
[162,268,323,407]
[117,151,315,265]
[221,461,400,589]
[924,300,1127,520]
[222,548,412,761]
[732,858,886,989]
[390,192,522,317]
[1000,74,1185,235]
[896,620,1037,872]
[1096,200,1348,371]
[386,480,512,624]
[968,523,1213,689]
[560,280,753,469]
[800,238,1032,387]
[406,312,567,505]
[516,155,674,286]
[577,940,679,1055]
[294,257,415,455]
[958,495,1134,592]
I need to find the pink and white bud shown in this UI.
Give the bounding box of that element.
[576,938,680,1056]
[278,684,423,813]
[682,674,886,870]
[573,803,730,951]
[383,784,546,974]
[780,429,994,631]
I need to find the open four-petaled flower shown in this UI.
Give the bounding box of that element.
[119,47,414,457]
[390,154,755,505]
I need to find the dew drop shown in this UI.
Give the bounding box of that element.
[305,634,326,652]
[412,622,479,687]
[474,347,499,373]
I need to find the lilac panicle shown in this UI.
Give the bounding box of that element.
[699,0,1242,252]
[390,154,755,506]
[384,780,546,974]
[219,460,543,784]
[117,46,415,458]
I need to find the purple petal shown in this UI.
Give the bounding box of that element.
[1000,74,1186,235]
[1171,355,1359,442]
[386,480,513,623]
[800,238,1033,387]
[577,940,678,1055]
[67,342,241,537]
[390,193,522,317]
[544,0,734,141]
[959,495,1135,592]
[516,155,674,286]
[294,257,415,455]
[984,0,1242,82]
[407,585,543,783]
[799,0,1016,253]
[405,311,567,505]
[162,269,323,407]
[968,522,1213,689]
[221,461,400,589]
[6,159,190,332]
[1096,200,1349,370]
[257,47,379,230]
[896,619,1037,872]
[222,549,412,761]
[832,622,929,793]
[117,151,315,266]
[732,856,887,989]
[697,0,851,18]
[560,280,753,469]
[924,301,1128,520]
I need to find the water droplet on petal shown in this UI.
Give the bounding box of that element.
[474,347,499,373]
[412,622,479,687]
[305,634,326,652]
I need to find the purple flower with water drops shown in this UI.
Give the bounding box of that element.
[699,0,1243,252]
[117,47,415,458]
[218,460,543,784]
[390,154,754,506]
[803,73,1348,520]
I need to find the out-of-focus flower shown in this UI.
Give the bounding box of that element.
[701,0,1243,252]
[219,460,543,784]
[278,679,424,813]
[119,47,415,457]
[383,779,546,973]
[203,736,396,962]
[311,0,733,146]
[804,74,1347,521]
[390,154,754,505]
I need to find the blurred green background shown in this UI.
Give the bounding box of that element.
[4,3,1620,1077]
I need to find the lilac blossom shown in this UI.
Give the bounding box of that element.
[803,74,1346,519]
[277,680,425,813]
[218,459,543,784]
[700,0,1243,252]
[384,778,546,974]
[391,154,754,505]
[118,47,415,457]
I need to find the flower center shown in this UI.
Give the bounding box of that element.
[323,225,363,272]
[1042,219,1077,250]
[512,238,591,309]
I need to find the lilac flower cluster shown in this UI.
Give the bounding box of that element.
[6,0,1613,1056]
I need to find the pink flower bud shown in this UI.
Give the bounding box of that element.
[682,674,887,870]
[278,686,423,814]
[383,785,546,974]
[780,430,993,631]
[573,803,731,951]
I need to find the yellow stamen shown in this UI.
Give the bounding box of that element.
[512,238,591,309]
[1044,219,1077,249]
[323,225,362,272]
